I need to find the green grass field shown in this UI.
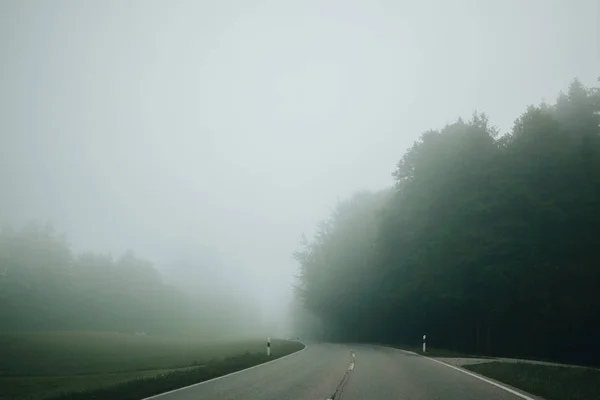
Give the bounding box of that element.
[0,332,304,400]
[465,361,600,400]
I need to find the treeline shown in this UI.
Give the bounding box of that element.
[0,223,189,333]
[0,223,255,336]
[294,79,600,365]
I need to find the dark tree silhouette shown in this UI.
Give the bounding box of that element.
[294,79,600,365]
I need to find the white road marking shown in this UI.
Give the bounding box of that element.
[349,351,356,369]
[378,345,538,400]
[141,344,307,399]
[423,356,537,400]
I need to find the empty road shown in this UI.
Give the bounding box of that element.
[144,343,539,400]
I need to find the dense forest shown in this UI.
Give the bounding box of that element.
[0,222,257,336]
[294,79,600,365]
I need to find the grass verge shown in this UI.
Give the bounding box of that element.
[465,361,600,400]
[0,332,304,400]
[0,368,195,400]
[0,332,286,376]
[47,341,304,400]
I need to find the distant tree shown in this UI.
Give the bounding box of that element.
[0,224,190,334]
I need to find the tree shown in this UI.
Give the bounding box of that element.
[294,79,600,365]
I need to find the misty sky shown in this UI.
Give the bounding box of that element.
[1,0,599,322]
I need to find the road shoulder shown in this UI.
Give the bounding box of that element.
[378,345,545,400]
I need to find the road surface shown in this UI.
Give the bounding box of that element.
[144,342,540,400]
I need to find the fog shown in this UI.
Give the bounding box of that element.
[1,0,598,337]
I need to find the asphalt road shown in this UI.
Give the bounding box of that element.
[145,343,539,400]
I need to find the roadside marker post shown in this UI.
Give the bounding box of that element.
[423,334,427,353]
[267,337,271,356]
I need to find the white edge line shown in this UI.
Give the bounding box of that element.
[377,345,537,400]
[371,344,417,356]
[142,343,307,400]
[423,356,537,400]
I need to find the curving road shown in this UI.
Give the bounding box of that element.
[144,342,541,400]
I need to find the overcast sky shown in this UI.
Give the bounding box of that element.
[1,0,599,324]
